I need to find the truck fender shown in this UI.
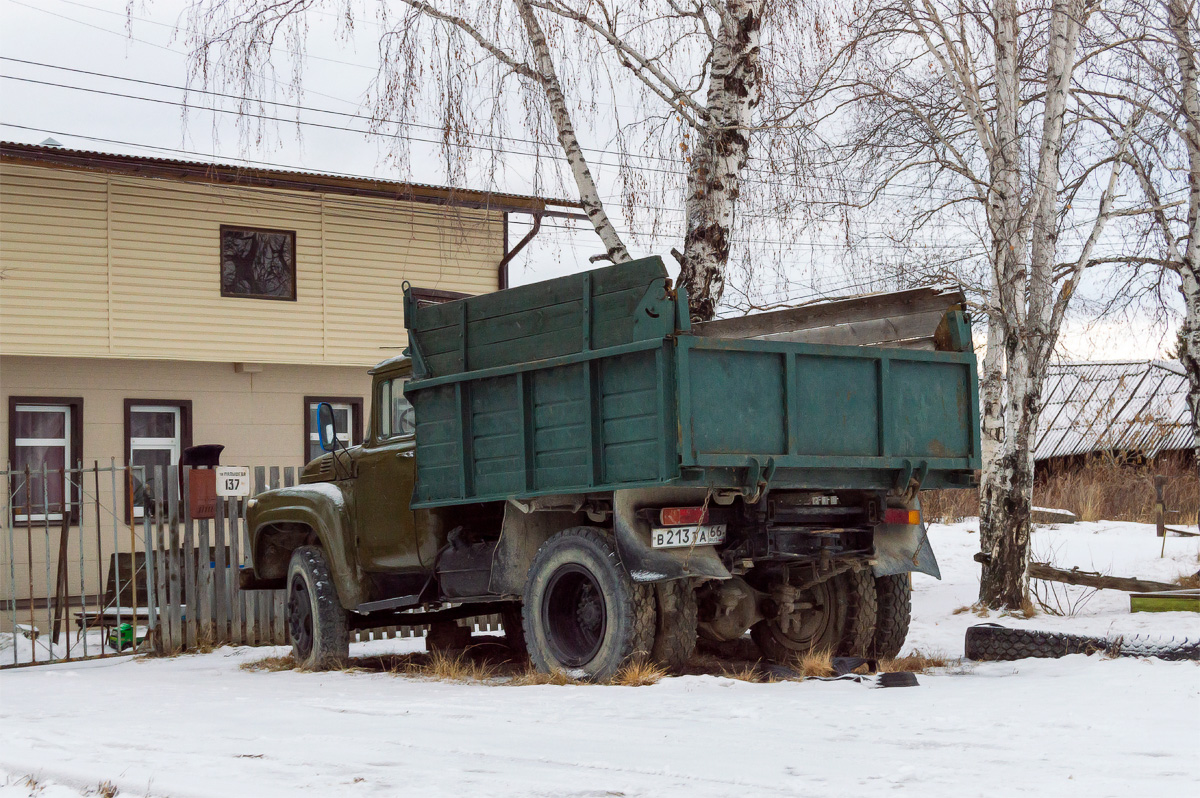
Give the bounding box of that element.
[489,505,585,596]
[248,485,370,609]
[612,488,731,583]
[872,496,941,579]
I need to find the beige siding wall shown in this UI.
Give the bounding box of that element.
[0,162,503,366]
[0,354,374,612]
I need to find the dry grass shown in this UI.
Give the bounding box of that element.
[508,667,581,686]
[877,650,950,673]
[610,659,668,686]
[923,453,1199,526]
[239,654,297,672]
[796,649,837,678]
[1174,572,1200,589]
[716,663,770,682]
[96,781,119,798]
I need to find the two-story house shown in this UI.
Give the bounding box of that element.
[0,141,574,622]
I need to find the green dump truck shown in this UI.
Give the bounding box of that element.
[242,256,979,678]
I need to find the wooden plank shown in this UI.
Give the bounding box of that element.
[182,467,197,650]
[212,496,228,643]
[1029,562,1178,593]
[254,466,270,645]
[166,465,183,653]
[694,285,965,341]
[751,309,947,349]
[197,515,212,646]
[227,496,243,646]
[268,467,283,647]
[153,466,170,652]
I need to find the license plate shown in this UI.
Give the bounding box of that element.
[651,524,727,549]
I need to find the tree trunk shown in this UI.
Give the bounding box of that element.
[677,0,765,322]
[1168,0,1200,484]
[514,0,630,265]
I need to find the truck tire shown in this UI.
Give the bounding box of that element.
[522,527,656,681]
[650,579,698,673]
[751,574,847,663]
[965,624,1112,661]
[838,569,877,658]
[501,603,528,658]
[286,546,349,670]
[873,574,912,659]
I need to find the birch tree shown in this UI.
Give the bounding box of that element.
[1109,0,1200,474]
[180,1,830,321]
[817,0,1155,609]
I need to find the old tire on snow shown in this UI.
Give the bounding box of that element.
[838,569,878,658]
[751,573,847,662]
[522,527,656,681]
[286,545,349,670]
[964,624,1111,661]
[873,574,912,659]
[650,579,698,673]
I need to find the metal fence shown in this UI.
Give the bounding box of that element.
[3,462,502,668]
[2,462,154,667]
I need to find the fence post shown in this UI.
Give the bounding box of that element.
[227,495,243,646]
[213,496,228,644]
[181,467,196,650]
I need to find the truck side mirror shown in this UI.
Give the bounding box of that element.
[316,401,338,452]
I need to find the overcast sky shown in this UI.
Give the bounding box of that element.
[0,0,1183,360]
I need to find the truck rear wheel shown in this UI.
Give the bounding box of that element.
[873,574,912,658]
[839,569,878,658]
[286,546,349,670]
[522,527,655,681]
[650,579,698,673]
[751,575,847,663]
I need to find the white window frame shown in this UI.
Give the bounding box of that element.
[129,405,182,519]
[308,401,353,460]
[13,404,71,522]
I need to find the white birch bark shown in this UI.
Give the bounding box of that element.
[513,0,631,264]
[677,0,767,321]
[1168,0,1200,479]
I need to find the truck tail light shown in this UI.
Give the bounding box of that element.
[660,506,708,526]
[884,508,921,525]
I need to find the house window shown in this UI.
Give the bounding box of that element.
[304,397,362,462]
[220,225,296,300]
[8,397,82,522]
[125,400,192,519]
[377,378,416,440]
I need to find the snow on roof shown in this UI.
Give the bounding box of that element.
[1034,360,1192,461]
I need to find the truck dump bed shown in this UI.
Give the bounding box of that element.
[403,257,979,508]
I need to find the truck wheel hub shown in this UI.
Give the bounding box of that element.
[288,574,314,657]
[542,564,607,668]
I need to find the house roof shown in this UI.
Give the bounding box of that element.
[1034,360,1192,461]
[0,141,580,216]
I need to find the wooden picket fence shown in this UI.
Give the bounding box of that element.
[149,465,502,654]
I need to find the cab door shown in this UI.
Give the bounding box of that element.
[353,373,426,572]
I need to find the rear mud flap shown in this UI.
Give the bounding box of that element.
[613,489,731,583]
[873,522,941,579]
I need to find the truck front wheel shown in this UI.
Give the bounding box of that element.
[522,527,655,681]
[286,546,349,670]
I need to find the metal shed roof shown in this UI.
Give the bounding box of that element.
[1034,360,1192,461]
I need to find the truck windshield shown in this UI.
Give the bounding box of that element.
[378,377,416,439]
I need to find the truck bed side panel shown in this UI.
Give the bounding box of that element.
[678,336,980,474]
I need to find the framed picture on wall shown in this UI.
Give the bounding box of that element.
[220,225,297,301]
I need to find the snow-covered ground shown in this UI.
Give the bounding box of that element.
[1,520,1197,797]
